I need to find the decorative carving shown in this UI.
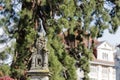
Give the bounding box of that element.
[31,35,48,70]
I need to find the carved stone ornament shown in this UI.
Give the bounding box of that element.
[31,35,48,70]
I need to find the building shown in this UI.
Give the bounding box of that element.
[89,41,116,80]
[115,44,120,80]
[58,30,116,80]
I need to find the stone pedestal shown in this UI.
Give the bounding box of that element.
[27,69,49,80]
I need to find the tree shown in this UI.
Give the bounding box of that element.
[0,0,120,80]
[0,64,10,76]
[0,0,18,76]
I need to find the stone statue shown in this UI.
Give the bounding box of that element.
[27,18,49,80]
[31,34,48,70]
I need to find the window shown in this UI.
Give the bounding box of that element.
[90,65,98,73]
[90,65,98,79]
[102,67,108,74]
[102,53,108,60]
[102,66,109,80]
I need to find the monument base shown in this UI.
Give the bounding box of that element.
[27,69,49,80]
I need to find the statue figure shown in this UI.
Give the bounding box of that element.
[31,18,48,70]
[31,34,49,70]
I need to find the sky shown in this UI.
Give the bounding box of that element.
[98,27,120,46]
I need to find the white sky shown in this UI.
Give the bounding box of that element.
[0,28,4,35]
[98,27,120,46]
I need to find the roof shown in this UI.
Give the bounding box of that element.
[94,41,115,50]
[94,41,104,48]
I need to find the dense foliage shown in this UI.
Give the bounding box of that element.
[0,0,120,80]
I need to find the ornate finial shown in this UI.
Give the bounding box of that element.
[38,18,46,37]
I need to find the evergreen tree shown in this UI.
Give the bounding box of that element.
[0,0,120,80]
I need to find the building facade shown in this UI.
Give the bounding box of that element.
[89,41,116,80]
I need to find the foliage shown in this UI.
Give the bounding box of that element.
[0,64,10,76]
[48,36,76,80]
